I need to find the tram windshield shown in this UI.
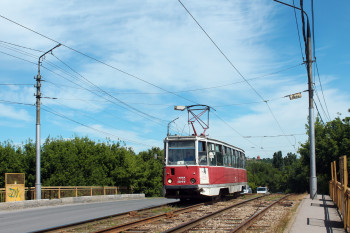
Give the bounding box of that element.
[167,141,195,165]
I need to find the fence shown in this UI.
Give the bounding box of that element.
[329,155,349,232]
[0,186,132,203]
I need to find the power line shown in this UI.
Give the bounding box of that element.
[178,0,295,150]
[292,0,305,61]
[314,87,331,122]
[313,99,325,125]
[0,40,44,53]
[41,62,303,96]
[212,111,260,149]
[0,99,35,106]
[0,12,297,152]
[41,105,156,147]
[177,0,265,101]
[0,14,197,105]
[315,61,331,120]
[50,54,170,124]
[0,50,37,65]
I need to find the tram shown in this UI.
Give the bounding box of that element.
[163,105,247,200]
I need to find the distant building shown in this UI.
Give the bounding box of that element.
[257,155,261,160]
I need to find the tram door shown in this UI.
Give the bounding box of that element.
[198,141,209,184]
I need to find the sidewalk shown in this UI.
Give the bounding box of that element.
[286,194,345,233]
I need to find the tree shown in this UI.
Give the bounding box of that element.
[272,151,283,170]
[299,110,350,194]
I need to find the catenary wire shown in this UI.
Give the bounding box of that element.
[0,99,35,106]
[0,14,197,105]
[0,40,44,53]
[313,100,325,125]
[292,0,305,61]
[41,105,156,147]
[50,54,170,124]
[1,13,289,153]
[315,61,331,120]
[178,0,295,150]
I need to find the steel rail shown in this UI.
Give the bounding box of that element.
[32,202,176,233]
[94,202,207,233]
[163,194,268,233]
[230,194,291,232]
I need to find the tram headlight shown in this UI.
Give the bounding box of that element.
[167,178,173,184]
[190,178,196,184]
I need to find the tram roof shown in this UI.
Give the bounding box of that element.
[165,135,244,153]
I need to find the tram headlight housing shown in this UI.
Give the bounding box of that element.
[167,178,173,184]
[190,178,196,184]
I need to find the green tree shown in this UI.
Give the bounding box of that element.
[299,110,350,194]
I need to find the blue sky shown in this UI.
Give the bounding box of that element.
[0,0,349,158]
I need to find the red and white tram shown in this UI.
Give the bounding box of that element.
[163,135,247,200]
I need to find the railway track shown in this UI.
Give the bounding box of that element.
[164,194,291,232]
[37,194,294,233]
[91,195,267,233]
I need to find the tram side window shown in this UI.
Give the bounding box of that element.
[225,147,231,167]
[236,151,241,168]
[238,152,242,168]
[232,150,237,168]
[223,146,228,167]
[230,149,234,167]
[198,141,208,165]
[215,144,223,166]
[167,141,195,165]
[208,143,216,166]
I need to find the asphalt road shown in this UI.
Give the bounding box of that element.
[0,198,178,233]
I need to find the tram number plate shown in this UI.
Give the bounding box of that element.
[177,177,186,184]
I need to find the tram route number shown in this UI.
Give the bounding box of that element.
[177,177,186,184]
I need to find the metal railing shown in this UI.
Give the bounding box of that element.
[0,186,132,203]
[329,155,349,232]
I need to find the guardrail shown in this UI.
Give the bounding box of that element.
[0,186,132,202]
[329,155,349,232]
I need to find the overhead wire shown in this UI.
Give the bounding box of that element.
[0,40,44,53]
[0,14,198,105]
[292,0,305,61]
[313,99,325,125]
[41,105,156,147]
[0,14,251,148]
[50,54,170,124]
[0,99,35,106]
[310,0,331,120]
[0,13,299,153]
[177,0,295,150]
[42,62,304,95]
[315,61,331,120]
[0,42,175,127]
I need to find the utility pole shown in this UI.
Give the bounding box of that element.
[273,0,317,199]
[306,20,317,200]
[35,44,61,200]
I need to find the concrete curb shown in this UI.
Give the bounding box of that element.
[0,194,145,211]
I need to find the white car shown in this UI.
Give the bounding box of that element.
[256,187,268,194]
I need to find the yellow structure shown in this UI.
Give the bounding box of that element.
[5,173,25,202]
[329,156,349,232]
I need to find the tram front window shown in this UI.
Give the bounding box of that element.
[168,141,195,165]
